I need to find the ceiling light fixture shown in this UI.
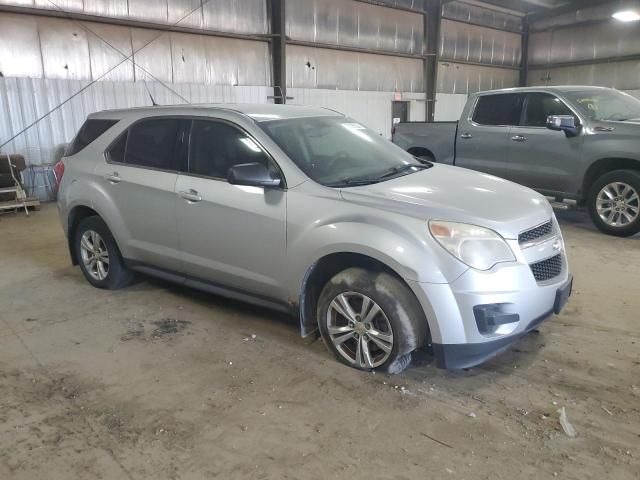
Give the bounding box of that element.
[612,10,640,22]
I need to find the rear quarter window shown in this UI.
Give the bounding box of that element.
[65,119,119,157]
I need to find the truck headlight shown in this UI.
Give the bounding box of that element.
[428,221,515,271]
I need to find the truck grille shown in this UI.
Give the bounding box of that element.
[519,220,553,245]
[530,254,563,282]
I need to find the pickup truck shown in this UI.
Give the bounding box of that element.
[392,86,640,237]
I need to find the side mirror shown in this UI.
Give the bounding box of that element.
[546,115,581,137]
[227,162,282,188]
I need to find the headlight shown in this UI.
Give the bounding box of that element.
[429,221,515,271]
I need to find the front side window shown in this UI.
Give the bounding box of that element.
[522,93,574,127]
[122,118,183,170]
[260,116,429,187]
[563,89,640,122]
[66,119,118,157]
[472,94,524,126]
[188,120,272,179]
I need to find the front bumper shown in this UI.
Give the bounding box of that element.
[408,258,572,369]
[433,274,571,369]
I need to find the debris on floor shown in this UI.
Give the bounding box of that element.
[557,407,578,438]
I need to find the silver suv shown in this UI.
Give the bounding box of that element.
[56,104,573,373]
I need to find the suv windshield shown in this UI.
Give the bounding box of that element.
[259,116,429,187]
[563,89,640,122]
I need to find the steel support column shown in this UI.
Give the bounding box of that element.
[520,16,529,87]
[424,1,441,122]
[268,0,287,104]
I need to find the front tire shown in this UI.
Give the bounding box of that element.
[317,268,428,374]
[74,216,134,289]
[588,170,640,237]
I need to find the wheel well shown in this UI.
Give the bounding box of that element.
[407,147,435,161]
[582,158,640,203]
[67,206,99,265]
[298,252,419,338]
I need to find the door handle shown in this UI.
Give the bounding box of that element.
[511,135,527,142]
[178,189,202,203]
[460,133,472,139]
[105,172,121,184]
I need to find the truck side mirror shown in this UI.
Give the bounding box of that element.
[546,115,581,137]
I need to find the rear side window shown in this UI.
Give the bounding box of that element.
[121,118,183,170]
[66,119,118,156]
[521,93,574,127]
[472,94,523,126]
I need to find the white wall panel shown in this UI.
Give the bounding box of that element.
[288,88,426,138]
[434,93,468,121]
[38,17,92,80]
[86,22,135,82]
[0,13,42,78]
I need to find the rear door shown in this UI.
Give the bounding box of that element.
[507,92,583,194]
[173,118,287,300]
[95,117,186,270]
[455,93,524,179]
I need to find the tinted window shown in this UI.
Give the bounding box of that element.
[472,94,523,126]
[522,93,574,127]
[66,119,118,156]
[188,120,271,178]
[106,132,127,163]
[124,118,182,170]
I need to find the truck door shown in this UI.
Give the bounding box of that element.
[455,93,524,180]
[506,92,583,195]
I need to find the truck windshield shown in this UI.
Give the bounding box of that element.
[259,116,429,187]
[563,89,640,122]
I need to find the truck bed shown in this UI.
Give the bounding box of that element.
[392,121,458,164]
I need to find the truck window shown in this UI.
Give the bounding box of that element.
[471,94,523,126]
[522,93,574,127]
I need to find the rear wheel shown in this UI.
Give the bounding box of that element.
[74,216,134,289]
[317,268,428,374]
[588,170,640,237]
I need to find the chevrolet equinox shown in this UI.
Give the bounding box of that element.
[56,104,573,373]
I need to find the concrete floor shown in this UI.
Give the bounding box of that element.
[1,204,639,480]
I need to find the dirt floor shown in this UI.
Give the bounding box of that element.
[0,204,638,480]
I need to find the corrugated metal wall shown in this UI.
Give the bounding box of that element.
[437,1,521,95]
[0,77,273,199]
[528,2,640,91]
[287,45,424,92]
[286,0,423,55]
[0,0,269,33]
[0,12,271,85]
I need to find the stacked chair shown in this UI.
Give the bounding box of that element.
[0,154,30,216]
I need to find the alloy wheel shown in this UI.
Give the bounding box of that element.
[596,182,640,227]
[326,292,394,369]
[80,230,110,281]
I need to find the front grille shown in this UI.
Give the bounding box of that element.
[519,220,553,245]
[530,254,563,282]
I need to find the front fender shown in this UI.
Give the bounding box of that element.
[287,218,468,296]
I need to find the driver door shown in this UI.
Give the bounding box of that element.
[174,119,287,300]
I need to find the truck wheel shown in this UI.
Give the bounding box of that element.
[317,268,428,374]
[74,216,134,289]
[588,170,640,237]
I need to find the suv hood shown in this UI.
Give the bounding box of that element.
[340,164,553,240]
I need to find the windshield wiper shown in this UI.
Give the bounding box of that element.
[325,163,431,188]
[325,178,382,188]
[372,163,431,181]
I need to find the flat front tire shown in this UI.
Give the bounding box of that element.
[317,268,428,374]
[74,216,134,289]
[588,170,640,237]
